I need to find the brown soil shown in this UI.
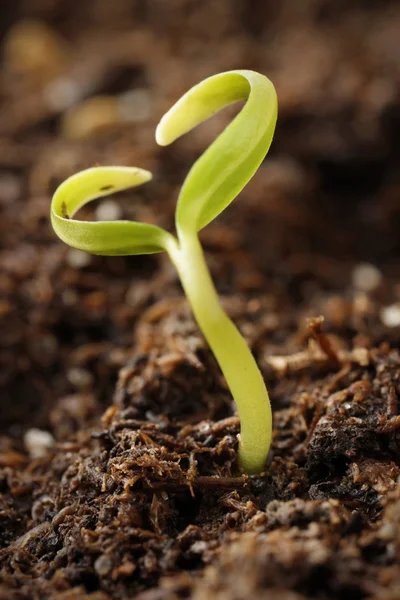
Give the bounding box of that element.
[1,1,400,599]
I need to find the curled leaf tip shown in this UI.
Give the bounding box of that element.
[155,122,170,147]
[50,166,174,256]
[155,70,277,235]
[51,166,153,222]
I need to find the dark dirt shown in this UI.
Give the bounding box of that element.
[1,1,400,599]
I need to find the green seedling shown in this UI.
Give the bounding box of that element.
[51,70,277,474]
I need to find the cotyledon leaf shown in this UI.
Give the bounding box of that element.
[156,70,277,235]
[51,166,173,255]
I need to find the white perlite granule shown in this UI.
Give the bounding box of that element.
[352,262,382,292]
[380,303,400,328]
[24,428,55,458]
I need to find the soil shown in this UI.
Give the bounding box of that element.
[1,1,400,599]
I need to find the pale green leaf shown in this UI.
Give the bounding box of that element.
[156,70,277,234]
[51,166,172,255]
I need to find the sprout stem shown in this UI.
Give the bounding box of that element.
[167,231,272,474]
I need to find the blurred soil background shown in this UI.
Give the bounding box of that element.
[0,1,400,599]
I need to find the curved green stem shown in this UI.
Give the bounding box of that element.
[167,233,272,474]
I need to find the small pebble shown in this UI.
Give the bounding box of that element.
[67,248,91,268]
[118,88,151,122]
[67,367,93,390]
[94,554,113,576]
[24,429,54,459]
[3,20,67,80]
[61,96,119,140]
[199,422,211,433]
[380,303,400,328]
[44,77,82,111]
[379,522,396,541]
[190,541,208,554]
[352,347,370,367]
[352,262,382,292]
[95,200,122,221]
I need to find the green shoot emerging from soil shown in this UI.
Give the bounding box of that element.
[51,70,278,474]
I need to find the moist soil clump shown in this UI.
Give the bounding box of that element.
[1,1,400,599]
